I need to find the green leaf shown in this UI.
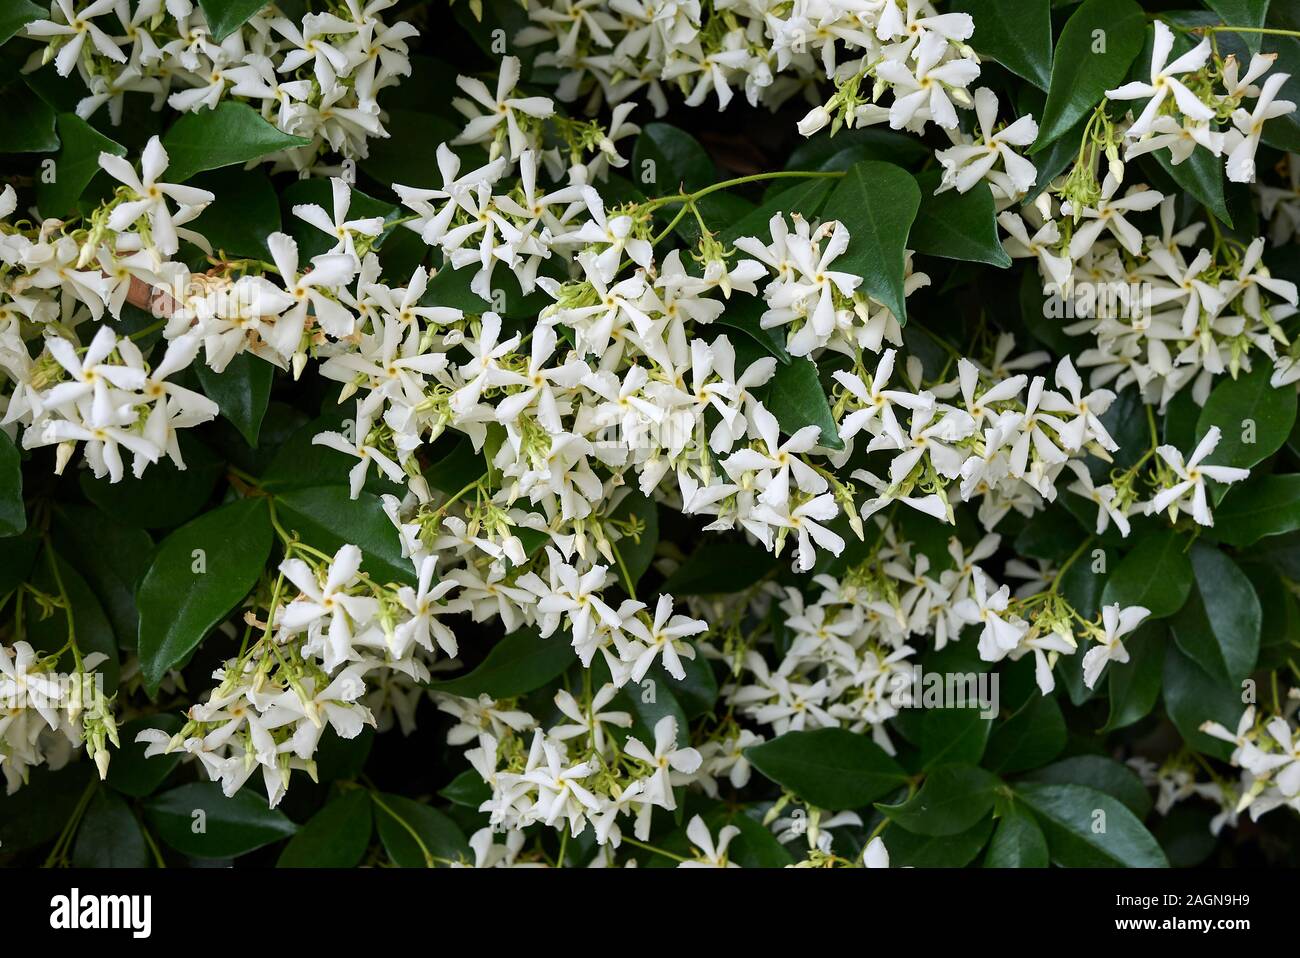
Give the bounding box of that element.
[161,102,310,182]
[761,357,842,449]
[188,167,281,259]
[146,782,296,859]
[1021,755,1152,817]
[830,161,921,323]
[195,352,274,447]
[1205,0,1270,54]
[985,694,1067,773]
[617,674,690,747]
[440,770,491,808]
[712,294,791,364]
[272,486,415,587]
[278,790,373,867]
[136,497,273,694]
[106,714,184,798]
[785,128,928,174]
[881,815,995,867]
[719,178,834,249]
[50,503,152,650]
[0,0,43,45]
[1032,0,1147,152]
[374,793,470,866]
[1196,362,1298,471]
[661,541,779,595]
[0,428,24,535]
[952,0,1053,88]
[80,433,223,530]
[710,808,794,868]
[72,789,150,868]
[36,114,125,218]
[632,122,714,193]
[1155,143,1232,227]
[745,728,908,809]
[878,765,999,836]
[1,83,58,152]
[910,171,1011,267]
[1170,543,1261,684]
[920,705,993,769]
[983,806,1050,867]
[1163,643,1247,759]
[197,0,270,40]
[1100,530,1193,618]
[1105,624,1166,730]
[428,628,575,699]
[1211,474,1300,546]
[1014,782,1168,867]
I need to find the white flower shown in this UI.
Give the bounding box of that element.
[452,56,555,160]
[624,715,702,808]
[1106,21,1214,137]
[1082,603,1150,689]
[678,814,740,868]
[1146,426,1250,526]
[99,137,214,255]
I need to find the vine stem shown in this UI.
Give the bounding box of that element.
[621,836,689,863]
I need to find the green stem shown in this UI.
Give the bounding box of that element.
[621,836,689,863]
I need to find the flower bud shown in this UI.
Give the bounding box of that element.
[797,106,830,137]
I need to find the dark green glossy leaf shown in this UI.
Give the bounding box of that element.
[51,503,153,650]
[428,628,575,699]
[272,485,415,587]
[911,170,1011,267]
[195,352,275,447]
[761,357,842,449]
[106,714,185,798]
[72,789,150,868]
[1211,474,1300,546]
[1020,755,1152,817]
[136,497,273,694]
[1163,643,1245,759]
[830,160,921,324]
[1100,530,1193,619]
[146,782,296,858]
[197,0,270,40]
[878,765,999,836]
[881,814,994,867]
[1014,782,1167,867]
[1105,624,1166,731]
[920,705,993,769]
[37,113,125,218]
[745,728,908,809]
[983,805,1050,867]
[952,0,1053,88]
[374,792,470,866]
[1196,362,1298,471]
[162,102,310,182]
[1170,543,1260,684]
[1032,0,1147,152]
[278,789,372,867]
[985,694,1066,773]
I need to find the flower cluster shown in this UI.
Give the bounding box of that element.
[24,0,418,172]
